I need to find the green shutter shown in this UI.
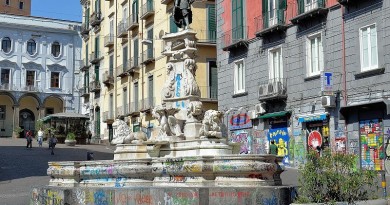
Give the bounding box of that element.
[95,65,99,81]
[95,36,99,58]
[123,46,128,70]
[109,55,113,76]
[85,45,89,63]
[232,0,243,40]
[170,15,178,33]
[148,76,153,104]
[134,82,139,110]
[207,4,216,41]
[134,38,139,65]
[209,61,218,99]
[278,0,287,24]
[262,0,269,29]
[298,0,304,14]
[147,28,153,59]
[86,8,90,25]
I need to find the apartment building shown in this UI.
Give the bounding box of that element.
[0,14,82,137]
[80,0,217,144]
[0,0,31,16]
[217,0,390,169]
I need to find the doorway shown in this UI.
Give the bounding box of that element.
[19,109,35,138]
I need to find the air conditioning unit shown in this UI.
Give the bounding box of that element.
[254,103,266,115]
[247,110,257,119]
[258,84,269,97]
[268,82,275,94]
[321,96,336,108]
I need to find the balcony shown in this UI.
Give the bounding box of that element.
[129,101,140,115]
[117,104,130,117]
[80,58,90,71]
[89,51,102,64]
[198,86,218,101]
[254,9,287,38]
[140,1,154,20]
[80,86,90,97]
[258,78,287,101]
[195,29,216,45]
[102,70,114,86]
[130,57,140,72]
[161,0,173,4]
[90,12,102,27]
[104,35,114,47]
[142,49,155,65]
[127,14,139,30]
[290,0,328,24]
[89,80,101,92]
[81,23,90,35]
[140,97,155,112]
[116,62,131,78]
[118,19,129,38]
[103,111,114,123]
[221,26,248,51]
[337,0,362,5]
[23,85,39,92]
[0,83,12,91]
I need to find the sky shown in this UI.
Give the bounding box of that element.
[31,0,82,22]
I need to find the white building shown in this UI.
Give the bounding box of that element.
[0,14,83,138]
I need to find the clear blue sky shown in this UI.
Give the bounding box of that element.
[31,0,82,22]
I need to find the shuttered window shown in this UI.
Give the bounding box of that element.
[207,4,216,41]
[170,15,178,33]
[232,0,243,40]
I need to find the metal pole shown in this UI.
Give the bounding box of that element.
[381,170,387,198]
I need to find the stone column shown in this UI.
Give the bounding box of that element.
[13,105,20,138]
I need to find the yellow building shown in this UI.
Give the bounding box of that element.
[80,0,217,144]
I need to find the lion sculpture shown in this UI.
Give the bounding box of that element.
[111,119,147,144]
[199,110,225,139]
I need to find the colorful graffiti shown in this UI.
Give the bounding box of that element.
[360,119,384,170]
[292,132,306,167]
[229,113,252,130]
[230,131,252,154]
[252,130,268,154]
[268,128,289,165]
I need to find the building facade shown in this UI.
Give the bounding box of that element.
[80,0,217,144]
[0,14,82,137]
[0,0,31,16]
[217,0,390,169]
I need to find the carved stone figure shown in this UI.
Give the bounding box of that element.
[111,119,147,144]
[184,59,200,96]
[186,101,203,123]
[162,63,176,100]
[152,105,184,138]
[173,0,195,29]
[199,110,225,139]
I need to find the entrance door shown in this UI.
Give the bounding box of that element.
[19,109,35,138]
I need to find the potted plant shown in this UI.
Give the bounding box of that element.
[13,126,24,138]
[292,149,386,205]
[64,132,76,146]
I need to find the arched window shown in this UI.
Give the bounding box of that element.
[1,37,11,53]
[51,41,61,57]
[27,39,36,55]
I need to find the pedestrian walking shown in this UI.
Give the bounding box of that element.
[37,128,43,147]
[49,135,57,155]
[269,140,278,155]
[25,130,33,149]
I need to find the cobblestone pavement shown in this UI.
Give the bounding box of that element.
[0,138,114,205]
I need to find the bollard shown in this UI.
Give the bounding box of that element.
[87,152,94,160]
[380,170,387,198]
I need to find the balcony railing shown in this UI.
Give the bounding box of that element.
[104,35,114,47]
[23,85,39,92]
[142,49,155,65]
[127,14,139,30]
[194,29,216,44]
[198,86,218,100]
[80,58,90,71]
[90,12,102,27]
[130,56,140,70]
[254,9,287,37]
[102,70,114,86]
[141,97,155,112]
[118,19,129,38]
[140,1,154,19]
[258,78,287,101]
[129,101,139,114]
[89,51,102,64]
[221,26,248,51]
[291,0,328,24]
[116,61,132,77]
[89,80,101,92]
[81,23,90,35]
[103,111,114,122]
[0,83,12,91]
[80,86,90,97]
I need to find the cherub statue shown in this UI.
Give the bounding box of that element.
[186,101,203,123]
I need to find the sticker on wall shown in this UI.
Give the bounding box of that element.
[308,130,322,149]
[268,127,290,165]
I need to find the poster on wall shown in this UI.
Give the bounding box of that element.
[230,131,252,154]
[360,119,384,171]
[268,127,290,165]
[229,113,252,130]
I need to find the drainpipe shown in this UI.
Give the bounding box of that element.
[140,0,145,126]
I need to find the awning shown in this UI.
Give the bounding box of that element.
[339,99,390,117]
[39,112,89,122]
[297,112,328,123]
[258,111,290,119]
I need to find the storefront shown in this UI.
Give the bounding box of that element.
[297,112,330,151]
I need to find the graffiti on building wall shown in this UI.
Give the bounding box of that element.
[230,131,252,154]
[268,128,290,165]
[360,119,384,171]
[383,128,390,174]
[252,130,268,154]
[293,130,306,167]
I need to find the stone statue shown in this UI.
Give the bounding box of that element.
[162,63,176,100]
[199,110,225,139]
[186,101,203,123]
[111,119,147,144]
[173,0,195,29]
[184,59,200,96]
[152,105,184,138]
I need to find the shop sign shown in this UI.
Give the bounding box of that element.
[229,113,252,130]
[308,130,322,149]
[321,71,333,95]
[298,113,327,123]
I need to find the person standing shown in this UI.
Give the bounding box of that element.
[269,140,278,155]
[26,130,33,149]
[49,135,57,155]
[37,128,43,147]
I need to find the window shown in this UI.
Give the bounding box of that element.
[109,94,113,118]
[123,46,128,69]
[26,70,35,86]
[5,0,9,6]
[46,108,54,116]
[51,42,61,57]
[208,61,218,99]
[148,75,153,106]
[146,28,153,59]
[109,55,114,76]
[19,1,23,9]
[134,82,139,110]
[1,69,10,85]
[207,4,216,41]
[232,0,244,39]
[170,15,178,33]
[307,33,323,76]
[27,39,36,55]
[305,0,317,12]
[2,37,11,53]
[360,24,378,71]
[234,59,245,94]
[50,72,60,88]
[269,47,283,80]
[123,87,128,114]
